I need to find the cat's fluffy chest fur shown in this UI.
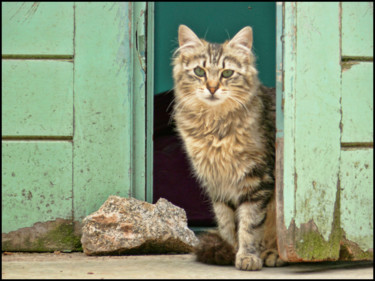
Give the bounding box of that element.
[174,95,267,204]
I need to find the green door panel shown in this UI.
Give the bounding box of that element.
[2,2,74,56]
[2,60,73,137]
[73,2,135,221]
[341,2,373,58]
[2,141,73,233]
[340,149,373,252]
[341,62,373,143]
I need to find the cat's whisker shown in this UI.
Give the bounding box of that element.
[166,95,176,113]
[173,97,195,116]
[227,95,251,115]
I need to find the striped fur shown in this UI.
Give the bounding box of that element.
[172,25,284,270]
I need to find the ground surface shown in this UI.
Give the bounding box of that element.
[2,252,373,279]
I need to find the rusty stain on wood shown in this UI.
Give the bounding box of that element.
[275,136,288,259]
[339,236,374,261]
[341,61,360,71]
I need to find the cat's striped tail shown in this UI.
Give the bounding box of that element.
[194,231,236,265]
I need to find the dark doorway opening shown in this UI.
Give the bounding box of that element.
[153,2,276,227]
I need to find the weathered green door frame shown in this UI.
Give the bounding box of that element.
[72,2,155,223]
[275,2,373,262]
[130,1,154,203]
[145,2,154,203]
[128,1,154,203]
[126,1,154,203]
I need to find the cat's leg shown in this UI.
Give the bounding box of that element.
[213,201,237,248]
[260,195,286,267]
[235,201,267,270]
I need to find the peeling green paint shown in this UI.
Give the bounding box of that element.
[340,237,374,261]
[341,61,360,71]
[293,178,373,261]
[295,181,342,260]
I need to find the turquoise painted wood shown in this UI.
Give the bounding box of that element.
[2,60,73,137]
[339,13,373,255]
[2,2,153,251]
[73,2,152,219]
[340,150,373,252]
[2,2,76,251]
[276,2,373,261]
[146,3,155,203]
[2,2,74,55]
[73,2,133,221]
[2,142,73,233]
[277,2,342,261]
[341,62,373,143]
[341,2,373,58]
[132,2,149,201]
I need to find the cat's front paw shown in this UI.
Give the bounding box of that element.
[235,253,263,271]
[260,249,286,267]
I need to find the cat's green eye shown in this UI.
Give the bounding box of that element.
[194,67,206,77]
[222,69,234,78]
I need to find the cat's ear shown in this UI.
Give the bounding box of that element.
[178,25,203,50]
[228,26,253,51]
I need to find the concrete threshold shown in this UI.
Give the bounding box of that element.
[2,252,373,279]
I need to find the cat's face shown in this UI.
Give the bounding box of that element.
[173,25,259,109]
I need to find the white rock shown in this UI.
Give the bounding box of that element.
[81,196,198,255]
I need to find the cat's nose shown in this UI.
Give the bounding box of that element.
[207,81,219,95]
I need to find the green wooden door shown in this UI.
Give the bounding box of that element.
[2,2,153,251]
[275,2,373,261]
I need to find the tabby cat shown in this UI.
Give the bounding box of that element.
[172,25,285,270]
